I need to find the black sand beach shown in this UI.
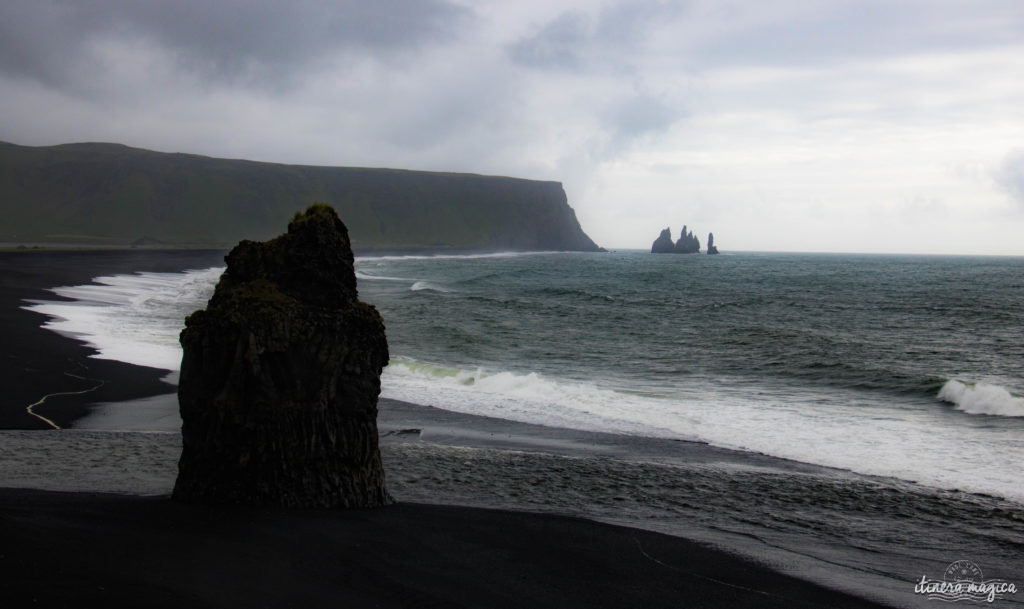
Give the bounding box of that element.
[0,250,897,607]
[0,488,891,608]
[0,249,225,429]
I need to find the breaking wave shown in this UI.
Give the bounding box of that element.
[938,380,1024,417]
[382,358,1024,501]
[23,267,222,372]
[410,281,450,293]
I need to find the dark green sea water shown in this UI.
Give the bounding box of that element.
[358,251,1024,501]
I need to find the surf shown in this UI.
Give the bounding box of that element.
[22,267,223,372]
[21,252,1024,502]
[938,380,1024,417]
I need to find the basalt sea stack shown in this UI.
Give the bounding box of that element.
[173,204,391,507]
[651,225,720,255]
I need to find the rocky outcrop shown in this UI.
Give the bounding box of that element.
[651,228,676,253]
[651,225,716,254]
[173,203,391,508]
[707,233,719,255]
[675,226,700,254]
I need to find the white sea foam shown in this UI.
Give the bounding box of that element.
[354,271,411,282]
[410,281,449,293]
[356,251,562,262]
[382,358,684,438]
[24,267,223,372]
[383,358,1024,502]
[938,380,1024,417]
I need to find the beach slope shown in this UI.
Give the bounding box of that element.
[0,488,890,608]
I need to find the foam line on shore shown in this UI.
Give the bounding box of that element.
[26,372,106,429]
[22,266,222,372]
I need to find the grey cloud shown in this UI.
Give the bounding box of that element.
[0,2,107,90]
[508,1,686,71]
[0,0,471,90]
[593,0,687,45]
[995,149,1024,207]
[507,11,590,70]
[594,90,685,160]
[692,0,1024,68]
[606,91,680,139]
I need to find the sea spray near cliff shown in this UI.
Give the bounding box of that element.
[23,250,1024,505]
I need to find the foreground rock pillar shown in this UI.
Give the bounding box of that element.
[173,204,391,507]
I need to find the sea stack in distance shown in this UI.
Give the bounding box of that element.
[651,225,717,254]
[651,228,676,253]
[707,233,719,255]
[173,203,392,508]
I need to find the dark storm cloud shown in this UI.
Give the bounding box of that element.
[0,0,470,89]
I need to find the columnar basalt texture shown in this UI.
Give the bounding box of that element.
[173,204,391,507]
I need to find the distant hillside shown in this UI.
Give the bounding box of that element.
[0,141,602,252]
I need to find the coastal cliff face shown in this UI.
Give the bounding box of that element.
[173,204,391,507]
[0,141,602,252]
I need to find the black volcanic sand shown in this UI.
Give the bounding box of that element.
[0,488,892,609]
[0,249,225,429]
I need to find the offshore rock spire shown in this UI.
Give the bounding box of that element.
[707,233,719,255]
[651,224,718,254]
[675,226,700,254]
[651,227,676,253]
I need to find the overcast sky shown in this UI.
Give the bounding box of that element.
[2,0,1022,254]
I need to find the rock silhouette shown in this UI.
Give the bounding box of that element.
[173,203,392,508]
[651,225,717,254]
[651,228,676,253]
[707,233,719,255]
[675,226,700,254]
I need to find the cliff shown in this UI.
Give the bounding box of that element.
[173,204,391,507]
[0,141,602,252]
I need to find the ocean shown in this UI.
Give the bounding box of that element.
[17,250,1024,607]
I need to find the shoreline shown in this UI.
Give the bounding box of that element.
[0,395,984,608]
[0,249,225,429]
[0,398,900,608]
